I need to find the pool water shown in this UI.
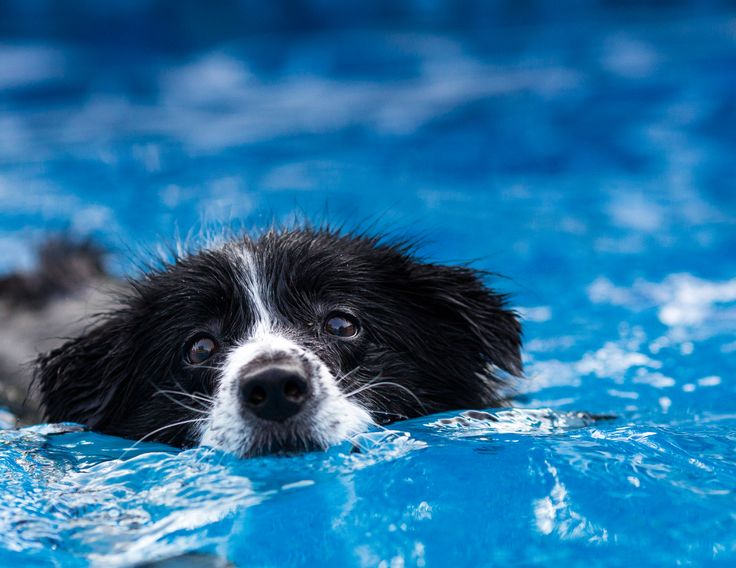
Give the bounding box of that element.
[1,1,735,566]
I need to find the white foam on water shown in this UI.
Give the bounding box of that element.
[588,273,736,329]
[533,462,609,542]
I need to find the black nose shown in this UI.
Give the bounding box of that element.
[238,366,311,422]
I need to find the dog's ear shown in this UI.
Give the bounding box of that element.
[34,316,131,428]
[409,263,523,378]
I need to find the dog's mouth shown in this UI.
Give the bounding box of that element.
[201,400,376,458]
[238,422,328,457]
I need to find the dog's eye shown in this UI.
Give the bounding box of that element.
[324,313,359,338]
[186,335,218,364]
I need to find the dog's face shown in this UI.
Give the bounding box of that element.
[36,230,522,456]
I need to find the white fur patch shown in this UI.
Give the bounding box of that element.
[237,247,272,336]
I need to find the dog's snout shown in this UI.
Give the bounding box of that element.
[239,366,311,422]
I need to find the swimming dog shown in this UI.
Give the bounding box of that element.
[33,229,522,456]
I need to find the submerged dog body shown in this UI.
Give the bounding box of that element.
[35,229,522,456]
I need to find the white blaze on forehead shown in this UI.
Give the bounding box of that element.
[238,246,272,335]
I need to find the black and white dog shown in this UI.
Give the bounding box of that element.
[34,228,522,457]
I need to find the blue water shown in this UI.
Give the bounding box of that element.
[1,1,736,566]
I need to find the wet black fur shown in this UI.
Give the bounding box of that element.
[35,228,523,448]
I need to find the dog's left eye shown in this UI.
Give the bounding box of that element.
[186,335,218,364]
[324,313,360,338]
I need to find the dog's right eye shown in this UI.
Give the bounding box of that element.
[185,335,218,364]
[324,312,360,338]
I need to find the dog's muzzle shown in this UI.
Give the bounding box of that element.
[200,335,374,456]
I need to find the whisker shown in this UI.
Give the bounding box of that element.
[345,380,394,398]
[125,418,205,452]
[346,380,428,414]
[186,393,215,405]
[153,389,210,415]
[170,376,217,402]
[155,389,214,405]
[336,366,361,385]
[186,364,224,373]
[368,409,410,420]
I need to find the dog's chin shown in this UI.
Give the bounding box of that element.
[234,414,321,457]
[242,433,326,457]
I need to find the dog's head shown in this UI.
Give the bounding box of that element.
[35,229,522,456]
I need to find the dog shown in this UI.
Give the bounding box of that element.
[32,228,523,457]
